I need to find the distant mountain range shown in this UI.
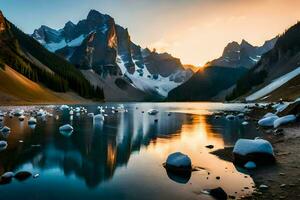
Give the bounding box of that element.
[227,21,300,102]
[205,38,278,69]
[32,10,193,101]
[167,37,277,101]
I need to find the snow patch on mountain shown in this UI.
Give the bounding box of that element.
[117,55,180,97]
[246,66,300,101]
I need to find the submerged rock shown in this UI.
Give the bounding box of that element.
[94,114,105,121]
[0,126,10,133]
[28,117,37,125]
[87,113,94,117]
[244,161,257,169]
[59,124,74,132]
[209,187,227,200]
[14,171,32,181]
[233,139,275,166]
[226,115,235,120]
[18,115,25,121]
[1,172,14,184]
[242,121,249,125]
[148,109,159,115]
[165,152,192,172]
[0,141,8,151]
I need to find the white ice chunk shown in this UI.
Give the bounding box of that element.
[273,115,296,128]
[233,139,274,156]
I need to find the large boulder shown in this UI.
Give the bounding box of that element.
[165,152,192,172]
[233,139,275,166]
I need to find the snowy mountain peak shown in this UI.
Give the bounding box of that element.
[31,9,193,100]
[207,37,277,69]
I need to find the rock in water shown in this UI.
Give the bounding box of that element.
[60,105,69,110]
[242,121,249,125]
[233,139,275,166]
[210,187,227,200]
[0,141,8,150]
[1,171,14,184]
[226,114,235,120]
[273,115,296,128]
[258,116,279,127]
[205,145,214,149]
[147,109,159,115]
[59,124,74,132]
[94,114,105,122]
[14,171,32,181]
[28,117,37,125]
[0,126,10,133]
[244,161,257,169]
[18,115,25,121]
[165,152,192,172]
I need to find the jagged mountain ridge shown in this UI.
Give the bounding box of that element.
[226,21,300,101]
[167,66,248,101]
[205,37,278,69]
[32,10,193,100]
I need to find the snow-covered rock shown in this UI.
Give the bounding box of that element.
[258,115,279,127]
[263,112,277,118]
[244,161,257,169]
[37,109,45,116]
[242,121,249,126]
[226,114,235,120]
[1,172,14,179]
[273,115,296,128]
[18,115,25,121]
[13,109,24,116]
[0,140,8,150]
[75,107,81,113]
[94,114,104,122]
[237,113,245,119]
[165,152,192,172]
[0,126,10,133]
[59,124,73,132]
[28,117,37,125]
[60,105,69,110]
[148,109,159,115]
[233,139,275,166]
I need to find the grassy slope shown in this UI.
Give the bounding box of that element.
[0,65,88,105]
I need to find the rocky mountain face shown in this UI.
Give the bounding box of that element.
[226,22,300,101]
[167,66,247,101]
[0,11,102,102]
[206,38,278,69]
[32,10,192,100]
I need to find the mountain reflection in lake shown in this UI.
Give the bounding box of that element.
[0,103,261,200]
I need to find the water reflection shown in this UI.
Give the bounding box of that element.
[0,103,260,199]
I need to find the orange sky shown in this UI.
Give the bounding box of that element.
[3,0,300,66]
[146,0,300,66]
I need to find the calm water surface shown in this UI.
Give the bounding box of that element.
[0,103,261,200]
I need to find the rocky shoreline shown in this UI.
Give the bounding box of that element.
[212,103,300,199]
